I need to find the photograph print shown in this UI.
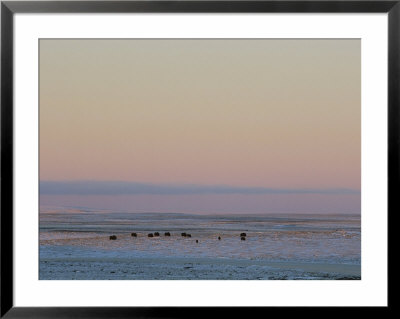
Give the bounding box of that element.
[39,39,361,280]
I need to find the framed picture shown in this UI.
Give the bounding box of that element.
[1,0,395,316]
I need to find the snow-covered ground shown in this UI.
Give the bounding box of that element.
[39,209,361,280]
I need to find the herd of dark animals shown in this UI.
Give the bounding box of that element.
[109,232,247,242]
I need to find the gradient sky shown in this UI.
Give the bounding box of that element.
[39,39,360,214]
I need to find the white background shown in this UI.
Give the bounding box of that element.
[13,13,388,306]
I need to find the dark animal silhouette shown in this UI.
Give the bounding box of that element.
[154,232,160,237]
[164,232,171,236]
[109,235,117,240]
[218,236,221,240]
[240,233,247,237]
[148,233,154,238]
[131,233,137,237]
[181,233,187,237]
[241,236,246,241]
[196,240,199,243]
[186,234,192,238]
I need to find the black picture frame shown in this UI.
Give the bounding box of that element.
[1,0,395,317]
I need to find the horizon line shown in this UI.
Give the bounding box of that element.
[40,180,361,196]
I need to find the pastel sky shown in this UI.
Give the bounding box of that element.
[40,39,360,214]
